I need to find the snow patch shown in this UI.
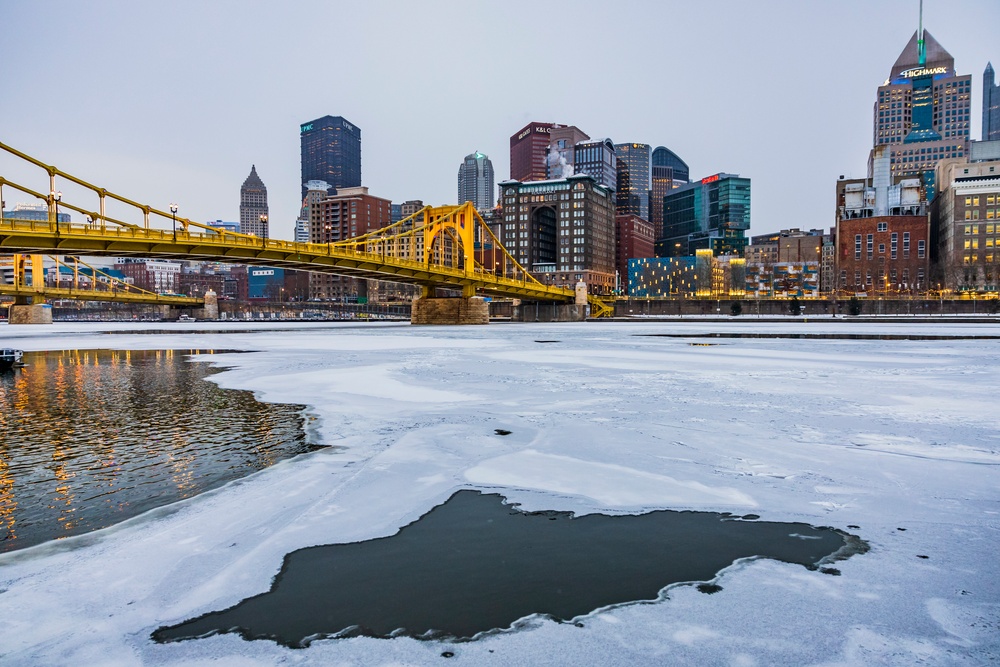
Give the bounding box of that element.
[465,450,757,508]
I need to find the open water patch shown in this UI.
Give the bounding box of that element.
[0,349,317,553]
[153,490,867,647]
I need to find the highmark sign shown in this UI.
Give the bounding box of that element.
[899,66,948,78]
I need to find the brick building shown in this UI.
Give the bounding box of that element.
[495,174,616,294]
[615,214,654,292]
[309,186,392,300]
[836,148,929,294]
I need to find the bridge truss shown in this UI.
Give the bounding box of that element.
[0,142,610,311]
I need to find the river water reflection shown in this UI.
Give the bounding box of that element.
[0,349,314,553]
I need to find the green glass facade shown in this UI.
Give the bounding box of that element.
[657,174,750,257]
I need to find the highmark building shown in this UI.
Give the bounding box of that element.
[872,28,971,197]
[495,174,616,294]
[658,173,751,258]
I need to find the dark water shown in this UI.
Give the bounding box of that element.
[0,349,314,553]
[154,490,867,647]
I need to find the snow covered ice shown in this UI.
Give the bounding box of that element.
[1,319,998,665]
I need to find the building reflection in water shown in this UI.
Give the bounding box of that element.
[0,349,312,553]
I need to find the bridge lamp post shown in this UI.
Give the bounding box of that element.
[169,203,178,242]
[51,190,62,229]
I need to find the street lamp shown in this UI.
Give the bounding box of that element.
[170,203,178,241]
[51,190,62,229]
[260,214,268,236]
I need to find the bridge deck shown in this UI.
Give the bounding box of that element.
[0,219,576,303]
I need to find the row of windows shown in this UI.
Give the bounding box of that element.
[964,239,1000,249]
[965,196,999,206]
[964,254,997,264]
[855,234,922,259]
[964,224,999,234]
[843,268,925,285]
[964,210,1000,220]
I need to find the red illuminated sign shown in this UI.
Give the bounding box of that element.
[701,174,721,184]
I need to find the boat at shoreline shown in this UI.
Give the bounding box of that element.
[0,348,23,371]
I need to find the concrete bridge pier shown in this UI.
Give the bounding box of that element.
[7,295,53,325]
[161,290,220,322]
[411,286,489,325]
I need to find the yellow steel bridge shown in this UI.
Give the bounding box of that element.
[0,142,611,315]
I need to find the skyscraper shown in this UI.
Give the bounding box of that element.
[615,143,651,219]
[984,62,1000,141]
[650,146,690,239]
[457,152,495,211]
[300,116,361,199]
[510,122,554,182]
[239,165,269,238]
[573,138,617,190]
[871,25,971,196]
[659,174,750,258]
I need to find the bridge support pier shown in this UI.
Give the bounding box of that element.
[411,296,489,325]
[7,303,53,324]
[509,302,586,322]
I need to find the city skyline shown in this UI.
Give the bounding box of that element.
[1,1,996,242]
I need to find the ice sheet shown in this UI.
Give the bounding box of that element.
[1,319,998,666]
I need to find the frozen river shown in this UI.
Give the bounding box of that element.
[1,319,998,665]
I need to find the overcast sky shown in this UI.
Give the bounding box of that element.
[2,0,997,240]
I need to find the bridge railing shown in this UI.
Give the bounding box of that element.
[1,215,574,297]
[1,140,577,302]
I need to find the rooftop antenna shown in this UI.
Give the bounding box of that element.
[917,0,926,67]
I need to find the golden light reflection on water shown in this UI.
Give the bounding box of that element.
[0,349,311,552]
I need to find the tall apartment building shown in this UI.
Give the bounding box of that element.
[495,174,616,293]
[836,147,929,294]
[871,26,971,198]
[300,116,361,199]
[239,165,269,238]
[649,146,690,239]
[615,143,651,219]
[659,173,751,258]
[930,146,1000,291]
[308,186,391,300]
[573,138,617,190]
[457,152,495,211]
[509,122,555,182]
[984,63,1000,142]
